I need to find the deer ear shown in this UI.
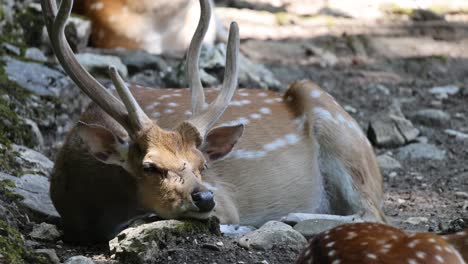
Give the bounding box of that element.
[201,124,244,162]
[76,121,129,168]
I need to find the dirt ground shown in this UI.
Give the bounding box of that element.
[2,1,468,263]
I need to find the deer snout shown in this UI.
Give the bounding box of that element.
[191,190,215,213]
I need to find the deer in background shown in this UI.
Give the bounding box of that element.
[73,0,223,54]
[296,223,467,264]
[43,0,385,243]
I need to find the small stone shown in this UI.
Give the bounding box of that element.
[64,256,95,264]
[215,241,224,247]
[344,105,357,113]
[411,109,450,126]
[220,224,256,237]
[76,53,128,78]
[405,217,429,225]
[238,221,306,250]
[397,198,406,204]
[35,249,60,264]
[367,83,390,95]
[397,143,446,161]
[429,85,459,99]
[389,171,398,178]
[445,129,468,140]
[455,192,468,199]
[25,48,48,62]
[201,243,220,251]
[29,223,61,242]
[1,43,21,56]
[377,154,402,170]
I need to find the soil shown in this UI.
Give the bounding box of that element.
[3,1,468,264]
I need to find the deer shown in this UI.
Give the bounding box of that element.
[43,0,385,243]
[296,223,467,264]
[73,0,223,54]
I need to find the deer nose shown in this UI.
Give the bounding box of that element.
[191,191,215,213]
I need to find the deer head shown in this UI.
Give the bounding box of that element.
[42,0,242,220]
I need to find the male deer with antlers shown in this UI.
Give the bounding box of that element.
[43,0,385,243]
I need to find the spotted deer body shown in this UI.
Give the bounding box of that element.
[296,223,467,264]
[74,0,217,54]
[44,0,384,243]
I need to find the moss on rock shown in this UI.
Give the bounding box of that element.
[0,220,51,264]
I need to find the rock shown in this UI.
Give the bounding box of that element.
[238,221,307,251]
[445,129,468,140]
[1,43,21,56]
[455,192,468,199]
[75,53,128,78]
[397,143,446,161]
[29,223,61,241]
[11,145,54,177]
[377,154,402,170]
[404,217,428,225]
[121,51,168,74]
[64,256,95,264]
[367,83,390,95]
[410,9,445,21]
[35,249,60,264]
[172,43,281,90]
[22,118,45,148]
[130,70,167,88]
[0,204,18,229]
[24,48,47,62]
[429,85,459,99]
[0,173,59,218]
[368,102,419,147]
[293,219,355,239]
[66,16,92,52]
[411,109,450,126]
[109,218,220,263]
[220,224,256,237]
[2,56,69,96]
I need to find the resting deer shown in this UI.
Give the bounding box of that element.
[73,0,221,54]
[296,223,467,264]
[43,0,385,243]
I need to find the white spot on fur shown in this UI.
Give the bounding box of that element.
[416,251,426,259]
[284,134,300,144]
[221,117,250,127]
[408,240,420,248]
[146,102,160,110]
[250,113,261,119]
[328,250,336,257]
[167,102,178,107]
[367,254,377,259]
[428,238,437,243]
[435,255,444,262]
[185,110,192,116]
[345,232,357,240]
[158,94,173,100]
[331,260,341,264]
[229,100,251,106]
[264,138,287,151]
[326,241,335,248]
[151,112,160,118]
[238,92,249,97]
[257,92,268,97]
[313,107,333,121]
[310,90,321,98]
[408,259,417,264]
[274,98,283,102]
[259,107,271,114]
[163,109,175,114]
[90,2,104,10]
[264,98,275,104]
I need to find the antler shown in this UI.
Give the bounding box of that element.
[184,0,240,142]
[41,0,153,138]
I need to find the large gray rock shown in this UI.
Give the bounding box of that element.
[121,51,168,74]
[2,56,69,96]
[109,218,220,263]
[75,53,128,78]
[411,109,450,126]
[238,221,306,251]
[11,144,54,177]
[397,143,446,161]
[445,129,468,140]
[24,47,47,62]
[0,173,59,218]
[29,222,61,242]
[368,102,419,147]
[64,256,95,264]
[377,154,402,170]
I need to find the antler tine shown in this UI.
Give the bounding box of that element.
[41,0,152,137]
[189,22,240,138]
[187,0,211,115]
[108,67,153,133]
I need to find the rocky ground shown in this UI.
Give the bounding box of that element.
[0,0,467,263]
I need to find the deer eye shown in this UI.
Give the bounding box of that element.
[142,162,168,178]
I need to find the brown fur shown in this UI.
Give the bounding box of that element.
[52,81,385,242]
